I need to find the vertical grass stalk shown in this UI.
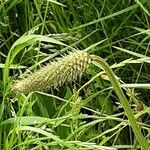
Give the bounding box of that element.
[91,55,149,150]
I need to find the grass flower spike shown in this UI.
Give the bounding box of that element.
[11,51,91,94]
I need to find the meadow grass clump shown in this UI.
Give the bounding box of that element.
[11,49,149,149]
[11,51,91,94]
[1,0,150,150]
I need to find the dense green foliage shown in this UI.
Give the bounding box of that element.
[0,0,150,149]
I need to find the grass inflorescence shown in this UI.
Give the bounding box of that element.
[11,51,91,94]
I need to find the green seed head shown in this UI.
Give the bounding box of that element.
[11,51,91,94]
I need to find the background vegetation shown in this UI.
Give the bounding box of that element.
[0,0,150,149]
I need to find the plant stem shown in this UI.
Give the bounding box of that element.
[91,55,149,150]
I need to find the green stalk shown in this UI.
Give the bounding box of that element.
[91,55,149,150]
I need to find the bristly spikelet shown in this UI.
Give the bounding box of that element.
[11,51,91,94]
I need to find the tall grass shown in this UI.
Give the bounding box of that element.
[0,0,150,149]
